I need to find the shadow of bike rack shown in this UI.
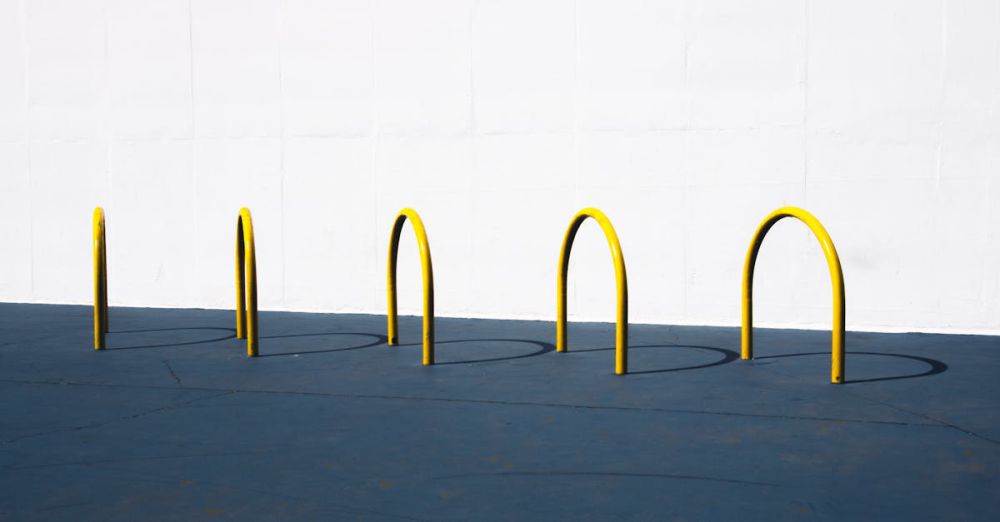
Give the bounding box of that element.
[93,207,259,356]
[741,206,846,384]
[557,207,629,375]
[386,207,435,366]
[235,207,259,357]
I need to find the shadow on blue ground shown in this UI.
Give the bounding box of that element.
[98,327,947,384]
[757,351,948,384]
[104,326,237,350]
[567,343,740,375]
[257,332,388,357]
[398,339,555,365]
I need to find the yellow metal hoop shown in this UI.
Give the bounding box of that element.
[236,208,259,357]
[93,207,108,350]
[386,208,435,366]
[556,208,629,375]
[741,206,846,384]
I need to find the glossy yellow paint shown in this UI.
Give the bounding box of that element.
[741,206,846,384]
[557,208,629,375]
[93,207,108,350]
[386,208,435,365]
[235,208,259,357]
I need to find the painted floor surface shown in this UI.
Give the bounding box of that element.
[0,303,998,521]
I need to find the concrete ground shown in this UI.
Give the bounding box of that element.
[0,303,997,521]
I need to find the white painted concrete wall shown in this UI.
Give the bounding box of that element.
[1,0,998,335]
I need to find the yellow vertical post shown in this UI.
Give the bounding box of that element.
[386,208,435,365]
[741,206,846,384]
[235,208,259,357]
[93,207,108,350]
[556,208,629,375]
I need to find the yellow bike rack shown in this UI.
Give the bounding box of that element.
[93,207,109,350]
[235,208,259,357]
[557,208,629,375]
[741,206,846,384]
[386,208,435,365]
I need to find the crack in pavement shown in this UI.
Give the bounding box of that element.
[0,377,951,429]
[844,389,1000,446]
[0,331,66,349]
[1,390,235,445]
[755,359,1000,447]
[54,462,433,522]
[163,359,182,385]
[6,449,270,471]
[433,470,779,487]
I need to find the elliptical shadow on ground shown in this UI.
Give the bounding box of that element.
[103,327,237,351]
[755,351,948,384]
[396,338,556,365]
[566,343,740,375]
[255,332,388,357]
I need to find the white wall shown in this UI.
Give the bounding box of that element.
[1,0,998,335]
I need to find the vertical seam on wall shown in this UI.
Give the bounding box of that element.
[682,3,689,102]
[800,0,812,323]
[467,0,477,316]
[995,1,1000,321]
[935,0,948,190]
[187,0,200,303]
[680,0,690,316]
[571,0,580,311]
[20,0,34,299]
[370,0,380,312]
[277,0,287,308]
[802,0,809,207]
[102,0,112,284]
[682,1,692,128]
[680,131,689,315]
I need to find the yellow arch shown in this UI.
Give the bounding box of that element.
[557,208,629,375]
[387,208,435,365]
[93,207,108,350]
[236,208,259,357]
[741,206,846,384]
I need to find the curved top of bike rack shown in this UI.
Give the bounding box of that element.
[236,208,259,357]
[386,208,435,366]
[93,207,108,350]
[741,206,845,384]
[557,207,629,375]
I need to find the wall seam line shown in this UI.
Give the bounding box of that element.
[277,0,287,308]
[187,0,200,305]
[20,0,34,300]
[370,0,380,314]
[802,0,809,207]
